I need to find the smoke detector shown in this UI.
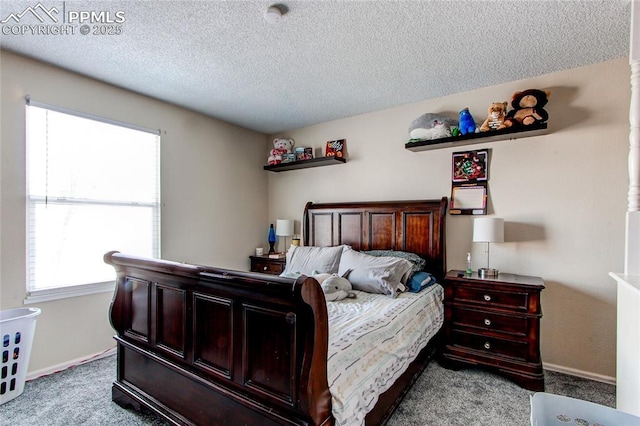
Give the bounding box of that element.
[264,4,287,24]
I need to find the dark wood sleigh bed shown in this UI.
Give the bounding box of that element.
[106,198,447,425]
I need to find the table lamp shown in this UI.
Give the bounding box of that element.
[473,217,504,278]
[276,219,294,253]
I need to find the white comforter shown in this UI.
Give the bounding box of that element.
[326,284,444,426]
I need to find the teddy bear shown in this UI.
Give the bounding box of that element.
[479,102,508,132]
[458,108,477,135]
[503,89,550,128]
[408,113,458,141]
[267,138,295,165]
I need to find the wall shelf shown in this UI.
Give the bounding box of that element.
[263,156,346,172]
[405,123,548,152]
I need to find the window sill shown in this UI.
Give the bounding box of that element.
[24,281,115,304]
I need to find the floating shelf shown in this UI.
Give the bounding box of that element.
[263,156,346,172]
[405,123,548,152]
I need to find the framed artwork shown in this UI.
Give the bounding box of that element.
[325,139,346,158]
[450,149,489,215]
[452,150,488,183]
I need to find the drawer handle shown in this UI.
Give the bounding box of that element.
[484,342,491,350]
[483,294,492,302]
[263,266,268,271]
[484,318,491,326]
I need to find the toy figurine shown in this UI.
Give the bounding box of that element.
[458,108,477,135]
[479,102,508,132]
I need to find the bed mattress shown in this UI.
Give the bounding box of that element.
[326,283,444,426]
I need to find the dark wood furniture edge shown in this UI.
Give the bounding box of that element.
[439,271,545,392]
[264,156,346,172]
[302,197,447,281]
[249,255,286,275]
[439,351,545,392]
[106,197,448,425]
[106,251,332,426]
[299,278,332,423]
[365,332,442,425]
[301,197,448,424]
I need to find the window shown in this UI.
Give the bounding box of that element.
[25,99,160,302]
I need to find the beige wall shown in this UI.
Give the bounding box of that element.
[0,50,269,373]
[0,50,629,380]
[267,58,630,379]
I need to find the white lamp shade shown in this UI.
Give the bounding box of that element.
[473,217,504,243]
[276,219,294,237]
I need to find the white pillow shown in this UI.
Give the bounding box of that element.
[282,245,344,276]
[337,246,413,296]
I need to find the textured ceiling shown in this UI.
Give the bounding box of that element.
[0,1,632,134]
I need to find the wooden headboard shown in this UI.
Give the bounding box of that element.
[303,197,447,280]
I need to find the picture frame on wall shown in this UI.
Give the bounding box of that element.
[450,185,487,215]
[452,150,488,183]
[450,149,489,215]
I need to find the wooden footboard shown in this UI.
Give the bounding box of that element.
[106,251,332,426]
[106,198,447,425]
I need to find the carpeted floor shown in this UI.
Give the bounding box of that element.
[0,354,615,425]
[389,362,614,426]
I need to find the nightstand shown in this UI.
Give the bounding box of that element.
[440,270,545,391]
[249,255,286,275]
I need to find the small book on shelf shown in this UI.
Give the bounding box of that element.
[268,253,286,259]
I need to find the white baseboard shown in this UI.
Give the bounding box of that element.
[26,346,117,381]
[544,362,616,385]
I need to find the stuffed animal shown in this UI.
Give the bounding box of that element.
[268,138,295,165]
[458,108,477,135]
[408,113,458,141]
[503,89,550,128]
[320,274,356,301]
[479,102,508,132]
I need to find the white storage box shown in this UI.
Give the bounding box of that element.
[0,307,41,405]
[531,392,640,425]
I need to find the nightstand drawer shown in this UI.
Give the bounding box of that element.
[452,286,528,311]
[451,330,528,360]
[452,307,528,338]
[250,259,285,275]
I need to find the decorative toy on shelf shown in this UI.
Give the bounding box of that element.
[458,108,477,135]
[503,89,550,128]
[408,113,458,141]
[294,146,313,161]
[267,137,295,165]
[479,101,508,132]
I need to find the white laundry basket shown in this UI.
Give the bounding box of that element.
[530,392,640,426]
[0,307,41,405]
